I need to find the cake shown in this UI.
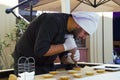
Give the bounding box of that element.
[73,67,81,71]
[85,71,94,76]
[49,71,59,75]
[96,69,105,73]
[42,74,54,78]
[59,76,69,80]
[73,73,82,78]
[68,70,78,74]
[8,74,17,80]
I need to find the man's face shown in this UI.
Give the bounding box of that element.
[73,27,89,39]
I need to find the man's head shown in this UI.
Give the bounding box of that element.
[72,26,89,39]
[71,11,100,38]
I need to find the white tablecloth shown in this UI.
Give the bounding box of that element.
[74,71,120,80]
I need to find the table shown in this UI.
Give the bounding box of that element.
[35,62,120,80]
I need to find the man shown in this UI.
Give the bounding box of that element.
[12,11,99,75]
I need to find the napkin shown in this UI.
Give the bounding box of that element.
[18,71,35,80]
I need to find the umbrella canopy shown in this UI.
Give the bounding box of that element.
[30,0,120,12]
[32,0,80,12]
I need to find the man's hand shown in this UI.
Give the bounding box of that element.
[67,50,80,64]
[63,37,77,51]
[67,53,75,64]
[73,50,80,61]
[61,50,80,64]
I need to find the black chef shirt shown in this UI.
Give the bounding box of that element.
[13,13,71,75]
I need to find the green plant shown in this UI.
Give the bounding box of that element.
[0,39,10,69]
[0,19,28,70]
[15,19,28,41]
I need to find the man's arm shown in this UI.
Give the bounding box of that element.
[44,44,65,56]
[44,37,77,56]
